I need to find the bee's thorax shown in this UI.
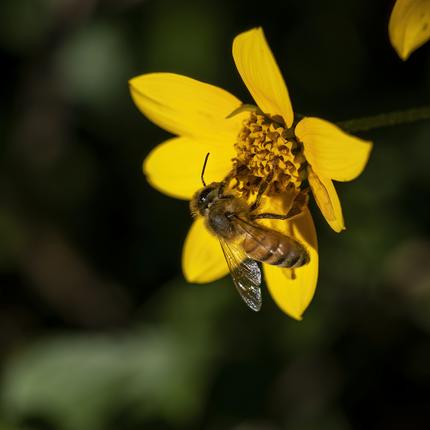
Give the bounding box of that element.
[206,196,247,240]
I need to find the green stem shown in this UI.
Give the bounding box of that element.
[336,105,430,133]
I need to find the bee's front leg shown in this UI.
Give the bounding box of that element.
[249,170,274,212]
[217,172,235,197]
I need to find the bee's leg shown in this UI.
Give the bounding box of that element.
[217,172,234,197]
[249,171,274,212]
[252,187,310,220]
[250,212,291,221]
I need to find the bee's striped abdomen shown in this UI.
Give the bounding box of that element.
[241,226,309,269]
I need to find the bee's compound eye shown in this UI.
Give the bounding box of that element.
[197,185,217,213]
[198,187,212,205]
[199,187,215,205]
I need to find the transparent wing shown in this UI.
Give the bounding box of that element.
[219,239,262,312]
[233,215,278,256]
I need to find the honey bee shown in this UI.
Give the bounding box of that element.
[190,154,310,311]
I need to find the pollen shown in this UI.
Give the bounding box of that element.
[232,113,308,196]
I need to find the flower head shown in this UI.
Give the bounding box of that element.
[129,28,372,319]
[389,0,430,60]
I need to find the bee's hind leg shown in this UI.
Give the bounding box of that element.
[249,171,274,212]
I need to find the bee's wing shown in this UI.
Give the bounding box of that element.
[219,239,262,312]
[233,215,276,254]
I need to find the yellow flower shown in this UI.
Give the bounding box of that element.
[129,28,372,319]
[389,0,430,60]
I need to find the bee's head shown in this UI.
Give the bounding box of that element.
[190,183,220,217]
[190,152,221,217]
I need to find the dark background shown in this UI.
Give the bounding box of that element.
[1,0,430,429]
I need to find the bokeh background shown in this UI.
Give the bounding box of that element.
[1,0,430,429]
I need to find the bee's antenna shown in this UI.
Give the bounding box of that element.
[201,153,210,187]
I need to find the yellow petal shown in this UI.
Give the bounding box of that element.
[232,27,294,127]
[182,217,229,283]
[129,73,245,142]
[389,0,430,60]
[296,117,372,182]
[308,168,345,233]
[263,209,319,320]
[143,137,234,200]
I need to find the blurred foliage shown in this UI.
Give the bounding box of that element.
[1,0,430,429]
[2,279,229,430]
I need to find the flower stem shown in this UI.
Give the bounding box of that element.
[336,106,430,133]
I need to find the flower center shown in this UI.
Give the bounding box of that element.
[232,113,307,197]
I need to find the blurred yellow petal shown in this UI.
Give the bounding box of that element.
[308,168,345,233]
[143,137,234,200]
[232,27,294,127]
[182,217,229,283]
[129,73,245,142]
[296,117,372,182]
[263,209,318,320]
[389,0,430,60]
